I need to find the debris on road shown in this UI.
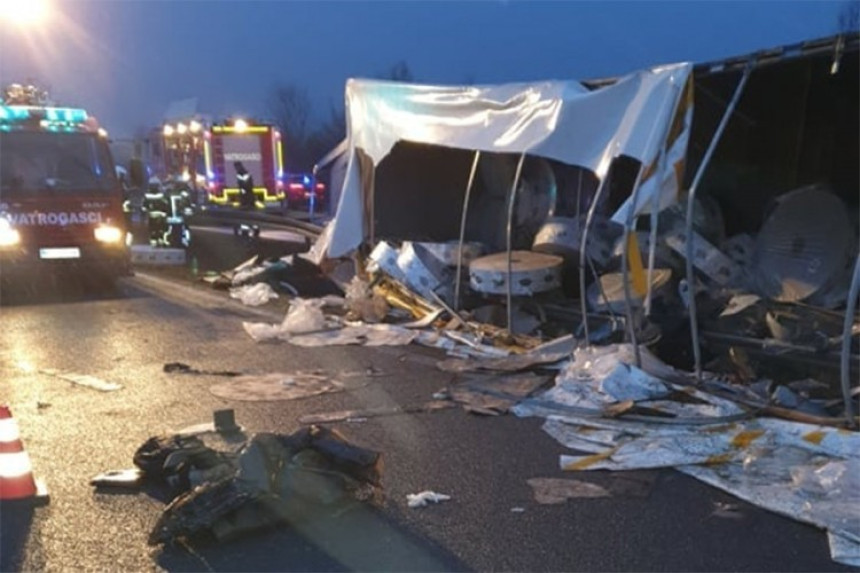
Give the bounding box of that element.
[40,369,122,392]
[709,501,744,520]
[527,478,610,503]
[90,468,145,489]
[209,372,345,402]
[229,282,279,306]
[447,372,551,415]
[406,490,451,508]
[107,419,383,546]
[163,363,241,377]
[299,401,456,425]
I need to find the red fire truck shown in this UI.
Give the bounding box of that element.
[202,118,285,207]
[0,84,131,284]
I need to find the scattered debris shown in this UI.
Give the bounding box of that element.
[344,276,389,323]
[163,363,241,377]
[209,372,344,402]
[527,477,610,503]
[91,468,145,489]
[40,369,122,392]
[437,352,567,374]
[298,401,456,425]
[112,421,383,546]
[448,372,551,415]
[406,490,451,508]
[719,294,761,317]
[709,501,744,520]
[516,351,860,567]
[229,282,279,306]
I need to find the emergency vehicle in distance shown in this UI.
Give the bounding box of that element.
[202,118,285,208]
[0,83,131,284]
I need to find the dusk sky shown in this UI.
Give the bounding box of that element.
[0,1,849,139]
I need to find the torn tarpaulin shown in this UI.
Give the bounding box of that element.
[515,342,860,567]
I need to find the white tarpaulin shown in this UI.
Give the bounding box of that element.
[512,344,860,567]
[323,63,693,258]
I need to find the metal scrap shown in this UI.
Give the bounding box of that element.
[437,352,567,374]
[448,372,551,415]
[40,369,122,392]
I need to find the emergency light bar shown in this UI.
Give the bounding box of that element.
[211,125,269,134]
[0,106,90,133]
[0,106,88,122]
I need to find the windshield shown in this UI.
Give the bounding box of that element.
[0,131,119,196]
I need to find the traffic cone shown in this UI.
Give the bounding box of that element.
[0,405,49,505]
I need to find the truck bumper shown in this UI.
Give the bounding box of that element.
[0,243,132,282]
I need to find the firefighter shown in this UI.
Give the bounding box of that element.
[142,176,170,246]
[234,161,256,210]
[164,180,193,248]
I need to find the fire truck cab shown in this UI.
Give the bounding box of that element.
[0,84,131,285]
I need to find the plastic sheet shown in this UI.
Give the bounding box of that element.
[532,408,860,566]
[229,282,279,306]
[406,491,451,508]
[243,298,331,341]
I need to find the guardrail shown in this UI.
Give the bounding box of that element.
[195,207,324,240]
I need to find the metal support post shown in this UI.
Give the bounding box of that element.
[454,151,482,310]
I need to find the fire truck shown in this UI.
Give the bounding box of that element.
[0,84,131,284]
[202,118,285,207]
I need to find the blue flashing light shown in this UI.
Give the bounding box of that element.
[46,107,87,123]
[0,106,30,121]
[303,175,311,185]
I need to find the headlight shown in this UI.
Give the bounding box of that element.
[94,225,123,243]
[0,218,21,247]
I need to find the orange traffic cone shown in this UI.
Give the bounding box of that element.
[0,405,49,505]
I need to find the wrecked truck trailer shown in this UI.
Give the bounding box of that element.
[304,33,858,401]
[226,33,860,568]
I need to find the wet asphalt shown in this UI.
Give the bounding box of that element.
[0,228,851,572]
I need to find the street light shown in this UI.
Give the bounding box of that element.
[0,0,49,26]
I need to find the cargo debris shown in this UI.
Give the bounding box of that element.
[114,422,383,546]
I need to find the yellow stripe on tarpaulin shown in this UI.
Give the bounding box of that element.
[562,448,616,471]
[730,429,766,448]
[803,430,827,445]
[704,453,733,466]
[626,233,647,296]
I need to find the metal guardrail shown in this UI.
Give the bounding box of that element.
[195,207,324,240]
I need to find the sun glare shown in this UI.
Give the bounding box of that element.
[1,0,49,26]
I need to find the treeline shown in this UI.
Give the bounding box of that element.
[267,61,415,173]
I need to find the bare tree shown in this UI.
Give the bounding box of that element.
[380,60,415,82]
[267,83,314,171]
[838,0,860,33]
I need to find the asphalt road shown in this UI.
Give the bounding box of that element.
[0,233,850,572]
